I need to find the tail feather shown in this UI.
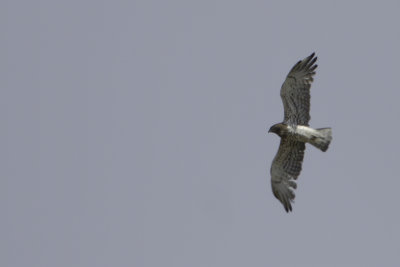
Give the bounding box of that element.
[309,128,332,152]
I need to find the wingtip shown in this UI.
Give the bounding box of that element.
[284,203,292,213]
[308,52,317,61]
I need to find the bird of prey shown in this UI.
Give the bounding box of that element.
[268,53,332,212]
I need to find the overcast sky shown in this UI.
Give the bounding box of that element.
[2,0,400,266]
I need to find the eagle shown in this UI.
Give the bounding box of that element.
[268,53,332,212]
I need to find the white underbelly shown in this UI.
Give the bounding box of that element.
[287,125,319,142]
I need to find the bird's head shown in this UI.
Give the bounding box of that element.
[268,123,285,137]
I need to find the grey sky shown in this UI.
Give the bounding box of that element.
[2,0,400,266]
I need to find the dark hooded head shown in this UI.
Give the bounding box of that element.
[268,123,287,137]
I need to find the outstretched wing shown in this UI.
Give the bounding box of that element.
[281,53,317,126]
[271,137,306,212]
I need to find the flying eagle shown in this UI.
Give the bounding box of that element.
[268,53,332,212]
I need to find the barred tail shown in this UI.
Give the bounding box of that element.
[309,128,332,152]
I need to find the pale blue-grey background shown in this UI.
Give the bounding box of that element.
[2,0,400,266]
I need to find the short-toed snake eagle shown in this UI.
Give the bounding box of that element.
[268,53,332,212]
